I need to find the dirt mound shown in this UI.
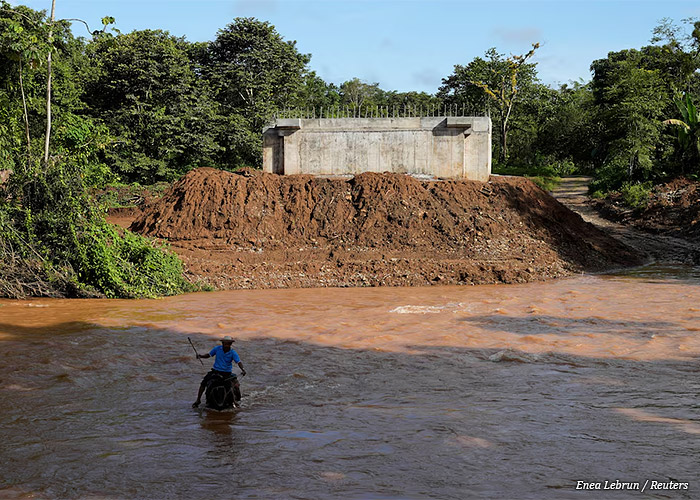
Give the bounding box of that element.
[129,168,644,289]
[640,178,700,242]
[593,177,700,250]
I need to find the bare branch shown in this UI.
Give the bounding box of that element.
[62,17,93,36]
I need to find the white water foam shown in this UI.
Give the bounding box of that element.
[390,305,443,314]
[390,302,470,314]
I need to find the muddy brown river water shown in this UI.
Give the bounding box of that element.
[1,265,699,499]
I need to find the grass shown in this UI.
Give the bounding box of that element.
[492,165,562,192]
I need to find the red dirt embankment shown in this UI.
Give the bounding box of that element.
[595,177,700,246]
[127,168,645,289]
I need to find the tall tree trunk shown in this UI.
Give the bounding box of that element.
[18,59,31,163]
[43,0,56,165]
[499,113,509,163]
[500,100,516,164]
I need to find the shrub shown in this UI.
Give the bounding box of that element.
[620,182,652,209]
[0,160,196,298]
[588,160,629,195]
[526,175,560,192]
[492,163,561,191]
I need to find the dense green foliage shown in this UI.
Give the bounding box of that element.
[0,7,697,189]
[0,160,196,298]
[587,21,700,194]
[83,29,221,182]
[1,3,699,297]
[0,2,196,298]
[663,93,700,169]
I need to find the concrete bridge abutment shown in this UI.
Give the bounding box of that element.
[263,116,491,181]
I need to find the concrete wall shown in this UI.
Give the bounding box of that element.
[262,116,491,181]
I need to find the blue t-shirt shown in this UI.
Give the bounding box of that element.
[209,345,241,373]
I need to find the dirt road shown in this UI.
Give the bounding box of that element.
[552,177,699,265]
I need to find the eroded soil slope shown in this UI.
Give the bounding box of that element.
[596,178,700,242]
[586,177,700,264]
[128,168,645,289]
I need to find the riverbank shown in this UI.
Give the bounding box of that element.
[552,177,700,265]
[111,168,644,290]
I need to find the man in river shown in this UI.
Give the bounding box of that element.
[192,336,246,408]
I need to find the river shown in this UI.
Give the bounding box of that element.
[1,265,699,499]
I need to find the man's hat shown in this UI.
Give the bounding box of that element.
[221,335,235,343]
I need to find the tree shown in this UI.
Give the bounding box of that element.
[663,93,700,173]
[0,1,51,166]
[0,5,195,299]
[439,44,540,163]
[528,82,599,172]
[42,0,55,163]
[438,54,492,112]
[0,1,115,173]
[471,44,539,163]
[83,30,221,182]
[43,6,114,165]
[206,18,309,121]
[591,49,677,188]
[501,82,559,168]
[650,17,700,93]
[339,78,382,111]
[202,18,310,167]
[291,70,341,113]
[380,90,442,115]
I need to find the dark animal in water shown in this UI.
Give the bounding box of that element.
[205,372,241,410]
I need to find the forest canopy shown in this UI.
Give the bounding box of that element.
[0,2,699,298]
[1,4,698,187]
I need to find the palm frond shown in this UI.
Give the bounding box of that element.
[662,118,691,131]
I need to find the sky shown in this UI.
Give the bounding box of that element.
[10,0,700,93]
